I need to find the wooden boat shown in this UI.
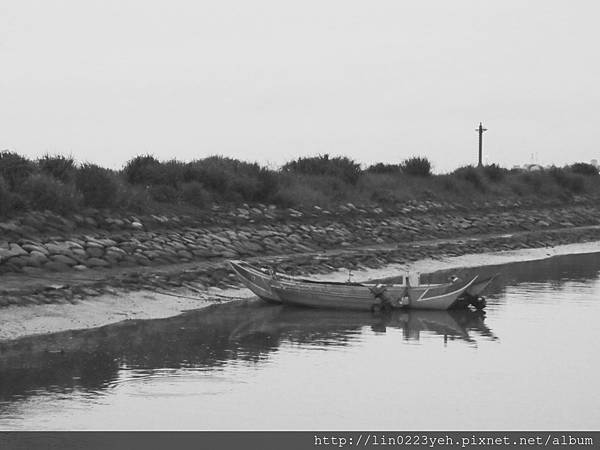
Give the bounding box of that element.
[270,275,478,311]
[230,259,369,303]
[229,260,283,303]
[230,260,389,304]
[230,260,483,311]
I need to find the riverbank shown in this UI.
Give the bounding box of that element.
[2,234,600,342]
[2,194,600,341]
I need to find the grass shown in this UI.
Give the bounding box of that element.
[0,149,598,218]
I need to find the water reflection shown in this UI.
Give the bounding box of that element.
[0,304,490,403]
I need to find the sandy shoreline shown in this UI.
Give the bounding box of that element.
[1,240,600,342]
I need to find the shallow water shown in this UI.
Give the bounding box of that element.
[1,253,600,430]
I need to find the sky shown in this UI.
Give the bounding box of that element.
[1,1,599,173]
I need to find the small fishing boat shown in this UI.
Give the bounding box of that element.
[230,260,487,311]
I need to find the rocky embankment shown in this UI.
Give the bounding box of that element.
[1,196,600,307]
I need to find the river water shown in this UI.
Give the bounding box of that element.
[1,252,599,430]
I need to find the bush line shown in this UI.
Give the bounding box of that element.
[0,151,598,217]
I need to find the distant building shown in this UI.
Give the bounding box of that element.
[523,163,543,171]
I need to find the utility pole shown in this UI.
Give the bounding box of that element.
[476,122,488,167]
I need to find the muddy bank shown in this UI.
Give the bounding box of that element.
[2,231,600,342]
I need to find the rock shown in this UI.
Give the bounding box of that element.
[80,287,100,296]
[134,255,152,266]
[51,254,78,266]
[117,259,137,267]
[0,244,28,262]
[0,222,20,233]
[45,242,75,256]
[84,217,97,227]
[104,252,122,264]
[73,265,88,271]
[86,247,104,258]
[21,243,48,255]
[70,248,89,263]
[9,243,27,255]
[43,261,71,272]
[177,250,193,259]
[87,258,110,268]
[243,242,264,253]
[28,251,49,266]
[7,255,31,268]
[96,238,117,247]
[64,240,84,249]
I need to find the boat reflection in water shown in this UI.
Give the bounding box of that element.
[0,302,494,403]
[231,306,496,345]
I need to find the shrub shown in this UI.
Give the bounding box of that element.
[452,165,485,191]
[550,167,585,193]
[182,156,280,201]
[366,163,403,174]
[567,174,585,193]
[157,159,185,187]
[38,154,76,183]
[519,171,544,191]
[123,155,162,185]
[149,184,179,203]
[255,168,280,201]
[0,151,35,190]
[401,157,431,177]
[184,160,229,192]
[0,176,12,215]
[75,164,118,208]
[282,154,361,184]
[230,168,279,202]
[482,163,506,182]
[181,181,211,207]
[438,175,459,193]
[272,181,327,208]
[20,174,81,213]
[370,188,404,204]
[230,177,261,202]
[569,162,598,176]
[113,181,151,212]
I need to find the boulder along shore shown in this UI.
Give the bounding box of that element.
[1,196,600,340]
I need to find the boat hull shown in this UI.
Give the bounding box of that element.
[229,260,282,303]
[465,275,496,297]
[271,277,478,311]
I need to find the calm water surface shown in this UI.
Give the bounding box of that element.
[1,253,600,430]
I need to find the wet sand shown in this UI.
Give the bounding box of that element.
[1,240,600,342]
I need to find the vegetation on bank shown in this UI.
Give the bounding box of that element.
[0,150,598,217]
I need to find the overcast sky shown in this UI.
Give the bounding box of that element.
[1,1,599,172]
